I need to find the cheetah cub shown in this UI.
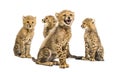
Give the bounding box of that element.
[32,10,74,68]
[81,18,104,61]
[42,15,57,37]
[13,15,36,58]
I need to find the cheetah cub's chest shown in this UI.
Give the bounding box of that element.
[22,29,33,43]
[84,31,91,42]
[55,27,67,42]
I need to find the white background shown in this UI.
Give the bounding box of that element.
[0,0,120,72]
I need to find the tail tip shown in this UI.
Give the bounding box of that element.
[75,56,83,60]
[32,57,36,62]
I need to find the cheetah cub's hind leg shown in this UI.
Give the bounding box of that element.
[14,43,21,56]
[32,48,59,66]
[95,46,104,61]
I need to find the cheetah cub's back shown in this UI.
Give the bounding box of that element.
[42,15,57,37]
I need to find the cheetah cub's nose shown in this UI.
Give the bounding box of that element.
[81,25,83,28]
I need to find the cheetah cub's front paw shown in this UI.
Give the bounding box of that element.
[89,58,95,61]
[59,63,69,68]
[47,62,54,66]
[53,61,60,65]
[26,55,32,58]
[20,55,26,58]
[82,57,89,60]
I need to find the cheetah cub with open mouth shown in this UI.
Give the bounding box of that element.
[32,10,74,68]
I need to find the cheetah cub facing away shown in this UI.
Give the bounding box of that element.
[32,10,74,68]
[42,15,57,37]
[13,15,36,58]
[81,18,104,61]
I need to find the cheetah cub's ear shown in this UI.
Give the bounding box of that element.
[55,13,59,18]
[92,19,95,24]
[23,16,26,24]
[34,16,36,19]
[42,19,45,23]
[42,18,46,23]
[23,16,26,20]
[23,16,26,19]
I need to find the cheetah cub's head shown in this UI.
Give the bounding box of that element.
[42,15,57,28]
[55,10,74,27]
[81,18,96,31]
[23,15,36,29]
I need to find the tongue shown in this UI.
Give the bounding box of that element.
[64,19,71,24]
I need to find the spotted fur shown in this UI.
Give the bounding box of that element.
[32,10,74,68]
[81,18,104,61]
[42,15,75,58]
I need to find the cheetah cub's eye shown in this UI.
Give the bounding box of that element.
[32,21,34,23]
[63,14,66,17]
[53,20,56,23]
[27,21,29,23]
[92,22,94,24]
[70,14,72,16]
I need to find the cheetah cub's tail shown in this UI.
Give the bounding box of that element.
[71,55,83,60]
[32,57,37,62]
[32,57,40,64]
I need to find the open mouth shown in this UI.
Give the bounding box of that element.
[64,19,72,25]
